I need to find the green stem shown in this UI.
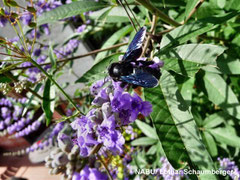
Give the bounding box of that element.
[28,58,82,114]
[135,0,181,27]
[56,111,80,123]
[16,20,28,54]
[9,19,28,54]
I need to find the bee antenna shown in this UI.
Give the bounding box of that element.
[117,0,138,32]
[123,0,141,29]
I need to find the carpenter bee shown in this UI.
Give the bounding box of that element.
[108,27,161,88]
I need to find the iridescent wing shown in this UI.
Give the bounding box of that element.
[122,27,146,62]
[120,68,159,88]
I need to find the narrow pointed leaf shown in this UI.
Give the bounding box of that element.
[159,44,225,77]
[37,1,108,26]
[202,72,240,119]
[42,79,55,126]
[210,127,240,147]
[202,131,218,157]
[75,53,121,83]
[146,70,217,179]
[135,120,158,139]
[131,137,157,146]
[160,11,240,51]
[95,25,133,63]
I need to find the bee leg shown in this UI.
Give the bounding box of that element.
[132,84,139,89]
[120,82,128,88]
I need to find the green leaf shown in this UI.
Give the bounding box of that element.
[217,55,240,75]
[146,144,157,155]
[202,72,240,119]
[180,77,194,107]
[209,127,240,147]
[146,70,217,178]
[22,83,42,116]
[75,53,121,83]
[225,0,240,10]
[131,137,157,146]
[217,0,226,8]
[95,25,133,63]
[90,6,130,23]
[0,62,23,74]
[184,0,198,20]
[160,11,240,51]
[49,45,57,71]
[145,86,189,169]
[0,74,11,83]
[135,120,158,139]
[159,44,225,77]
[203,54,240,75]
[42,79,55,126]
[203,111,229,129]
[37,0,108,26]
[202,131,218,157]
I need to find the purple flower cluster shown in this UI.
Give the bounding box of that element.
[0,97,45,139]
[0,97,28,131]
[0,12,8,27]
[7,111,33,134]
[71,79,152,157]
[26,121,65,153]
[54,39,80,58]
[14,116,44,138]
[72,165,108,180]
[218,158,240,179]
[157,157,184,179]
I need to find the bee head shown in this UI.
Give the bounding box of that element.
[108,62,121,78]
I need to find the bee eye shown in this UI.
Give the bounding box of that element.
[113,66,120,75]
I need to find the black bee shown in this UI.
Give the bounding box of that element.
[108,27,161,88]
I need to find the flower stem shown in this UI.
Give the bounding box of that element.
[97,154,114,180]
[12,42,128,70]
[28,58,82,114]
[135,0,181,27]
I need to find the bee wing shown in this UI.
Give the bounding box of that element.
[120,68,159,88]
[122,27,146,62]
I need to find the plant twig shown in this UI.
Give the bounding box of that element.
[3,72,43,100]
[135,0,181,27]
[183,0,205,24]
[28,58,83,114]
[55,111,80,123]
[0,53,23,59]
[12,42,128,70]
[141,15,158,56]
[97,154,114,180]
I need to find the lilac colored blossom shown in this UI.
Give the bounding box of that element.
[72,79,153,157]
[90,78,109,96]
[0,13,7,27]
[72,165,108,180]
[33,48,41,57]
[76,24,87,33]
[0,97,36,134]
[24,122,65,153]
[41,24,50,35]
[14,119,43,138]
[55,39,80,58]
[218,158,240,179]
[20,12,33,25]
[9,37,20,43]
[159,157,185,179]
[49,122,65,138]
